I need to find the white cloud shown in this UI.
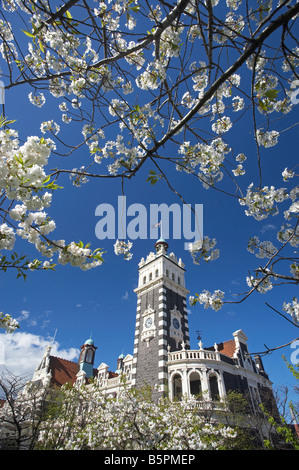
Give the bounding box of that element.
[16,310,30,322]
[0,331,79,379]
[122,291,129,300]
[261,224,276,234]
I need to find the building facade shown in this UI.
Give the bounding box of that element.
[31,239,273,411]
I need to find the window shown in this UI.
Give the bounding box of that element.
[173,374,182,401]
[172,273,175,281]
[178,276,180,285]
[143,276,146,284]
[189,372,202,398]
[166,269,169,277]
[86,349,94,363]
[149,272,152,281]
[209,375,220,401]
[155,269,159,277]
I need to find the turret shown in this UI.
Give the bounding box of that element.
[78,337,97,379]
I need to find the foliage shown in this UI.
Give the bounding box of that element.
[262,358,299,450]
[35,381,238,450]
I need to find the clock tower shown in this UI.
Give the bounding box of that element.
[131,239,190,399]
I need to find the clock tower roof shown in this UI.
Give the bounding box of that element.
[154,238,168,255]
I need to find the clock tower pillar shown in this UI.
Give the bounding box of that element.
[131,240,189,399]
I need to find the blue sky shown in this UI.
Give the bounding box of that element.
[0,7,298,410]
[0,106,298,403]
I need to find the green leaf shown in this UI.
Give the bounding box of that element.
[258,99,268,111]
[39,40,45,53]
[22,29,36,38]
[265,89,279,100]
[146,170,161,185]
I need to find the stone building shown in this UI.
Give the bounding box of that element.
[31,238,273,412]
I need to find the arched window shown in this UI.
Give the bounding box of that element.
[166,269,169,277]
[172,273,175,281]
[173,374,182,401]
[149,272,152,281]
[86,349,94,363]
[155,269,159,277]
[189,372,202,398]
[209,374,220,401]
[143,276,146,284]
[178,276,181,285]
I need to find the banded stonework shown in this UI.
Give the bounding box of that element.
[131,239,189,398]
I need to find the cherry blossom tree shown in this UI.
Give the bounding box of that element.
[0,0,298,338]
[35,381,238,450]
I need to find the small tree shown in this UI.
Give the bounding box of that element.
[0,370,50,449]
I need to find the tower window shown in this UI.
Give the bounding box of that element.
[86,349,94,364]
[155,269,159,277]
[172,273,175,281]
[143,276,146,284]
[149,272,152,281]
[166,269,169,277]
[178,277,180,285]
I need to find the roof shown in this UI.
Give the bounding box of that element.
[206,339,236,358]
[48,356,116,387]
[84,338,94,346]
[217,339,236,357]
[49,356,79,387]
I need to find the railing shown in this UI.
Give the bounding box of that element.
[186,400,227,412]
[168,349,220,363]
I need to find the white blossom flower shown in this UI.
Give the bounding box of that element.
[28,92,46,107]
[283,297,299,324]
[0,223,15,250]
[239,183,288,220]
[114,239,133,260]
[282,168,295,181]
[232,164,245,176]
[195,289,225,311]
[189,236,219,264]
[212,116,232,134]
[0,312,19,332]
[40,120,60,135]
[256,129,279,148]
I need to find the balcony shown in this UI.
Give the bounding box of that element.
[167,347,220,364]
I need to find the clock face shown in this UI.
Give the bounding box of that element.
[172,318,180,329]
[145,317,153,329]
